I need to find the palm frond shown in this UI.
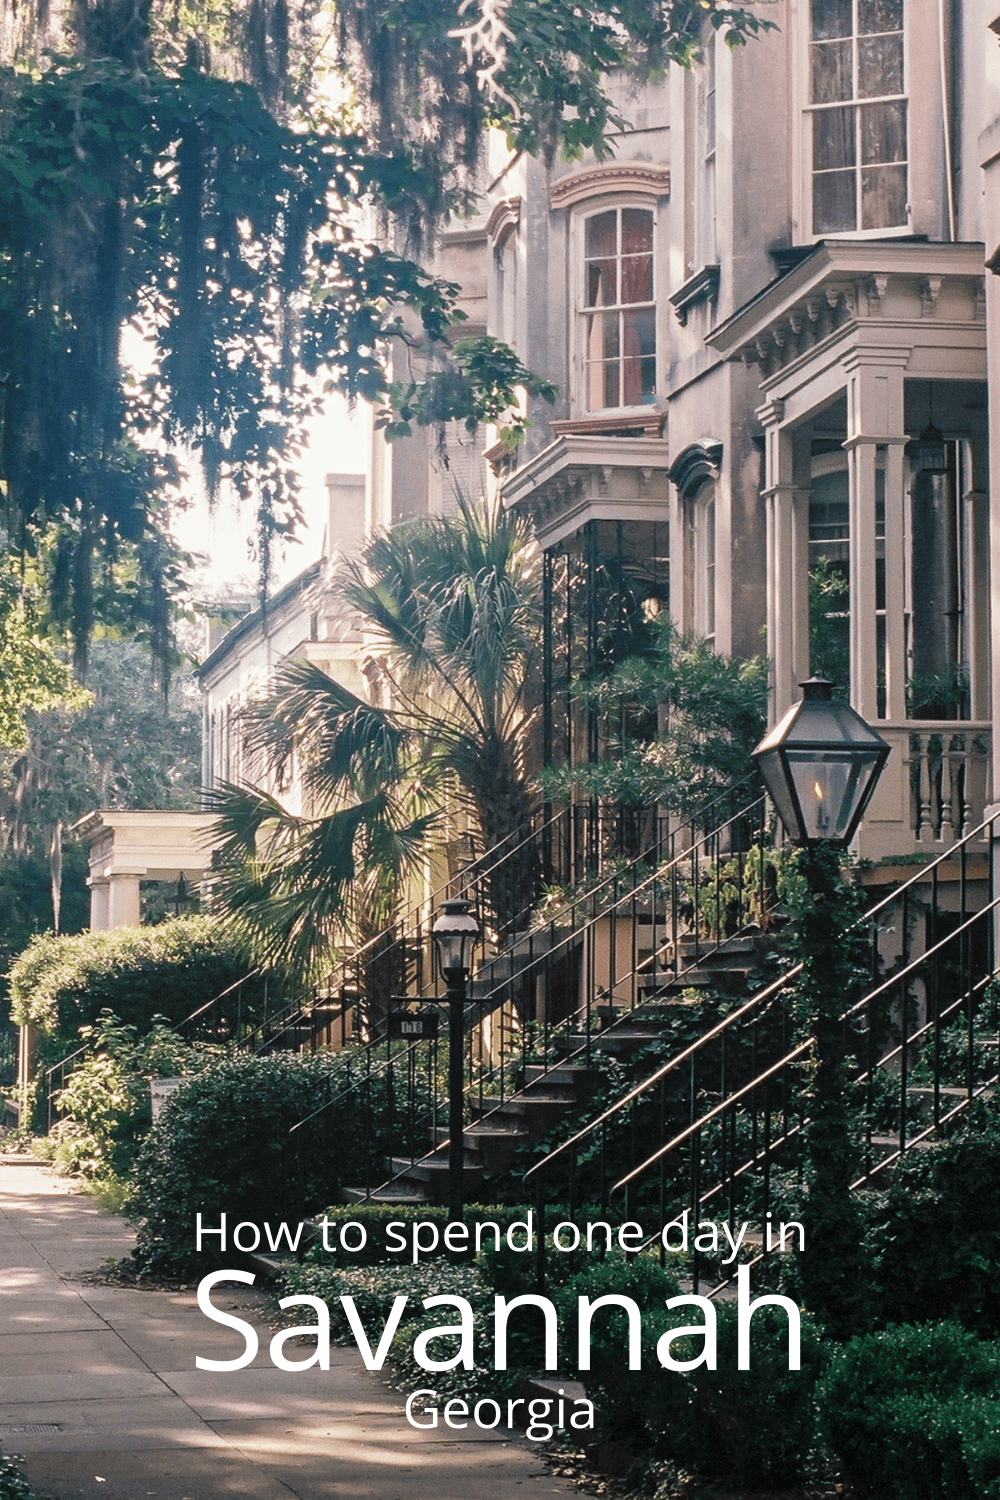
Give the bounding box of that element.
[242,658,411,802]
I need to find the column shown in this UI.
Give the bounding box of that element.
[883,433,908,723]
[88,878,110,930]
[843,353,908,722]
[964,437,990,722]
[106,874,141,928]
[760,401,811,719]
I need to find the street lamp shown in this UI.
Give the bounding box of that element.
[431,898,481,1224]
[751,676,890,1338]
[752,676,890,847]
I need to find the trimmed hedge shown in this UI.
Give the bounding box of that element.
[8,917,264,1040]
[820,1322,1000,1500]
[129,1050,429,1276]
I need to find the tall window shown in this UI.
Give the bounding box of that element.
[693,484,716,648]
[582,206,656,410]
[809,0,907,235]
[696,35,717,266]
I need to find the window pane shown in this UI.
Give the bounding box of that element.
[586,311,619,362]
[621,253,653,304]
[585,210,616,259]
[811,39,853,103]
[622,355,656,407]
[623,306,656,359]
[814,107,856,170]
[586,360,615,410]
[812,0,852,40]
[859,0,903,34]
[861,101,906,163]
[814,169,857,232]
[861,163,907,228]
[859,33,903,97]
[621,208,653,255]
[586,259,616,307]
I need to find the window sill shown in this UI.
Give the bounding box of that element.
[552,412,665,438]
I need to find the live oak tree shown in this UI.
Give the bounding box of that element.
[0,637,201,945]
[0,0,773,672]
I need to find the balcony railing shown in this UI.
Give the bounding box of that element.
[858,722,992,859]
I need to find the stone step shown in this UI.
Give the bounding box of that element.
[521,1064,602,1087]
[430,1124,524,1148]
[556,1031,668,1054]
[387,1156,487,1187]
[339,1183,431,1205]
[909,1084,995,1102]
[867,1134,934,1153]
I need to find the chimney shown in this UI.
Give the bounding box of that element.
[325,473,367,563]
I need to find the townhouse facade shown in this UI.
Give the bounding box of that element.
[469,0,1000,879]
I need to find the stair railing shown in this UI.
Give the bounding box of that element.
[524,809,998,1286]
[255,795,669,1060]
[330,783,772,1201]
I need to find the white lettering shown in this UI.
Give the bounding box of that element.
[195,1270,258,1371]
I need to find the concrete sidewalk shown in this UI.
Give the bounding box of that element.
[0,1158,576,1500]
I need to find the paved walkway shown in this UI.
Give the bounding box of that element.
[0,1158,576,1500]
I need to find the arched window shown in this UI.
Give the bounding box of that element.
[580,205,656,411]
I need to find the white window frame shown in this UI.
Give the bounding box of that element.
[571,196,660,416]
[695,32,718,269]
[792,0,912,243]
[692,482,717,647]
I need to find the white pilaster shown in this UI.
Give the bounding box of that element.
[844,354,908,722]
[760,403,810,719]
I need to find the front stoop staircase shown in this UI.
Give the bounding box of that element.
[339,930,777,1206]
[520,810,1000,1297]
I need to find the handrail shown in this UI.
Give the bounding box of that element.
[524,808,998,1189]
[285,791,682,1060]
[339,787,768,1196]
[615,889,999,1194]
[523,960,802,1181]
[172,968,262,1033]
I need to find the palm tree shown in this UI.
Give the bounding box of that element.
[210,494,541,992]
[340,492,541,935]
[207,666,438,1019]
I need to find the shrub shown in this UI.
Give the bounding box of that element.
[0,1455,35,1500]
[864,1137,1000,1335]
[49,1012,202,1179]
[573,1257,822,1490]
[129,1049,428,1275]
[8,917,265,1041]
[820,1322,1000,1500]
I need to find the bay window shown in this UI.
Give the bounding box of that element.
[809,0,908,235]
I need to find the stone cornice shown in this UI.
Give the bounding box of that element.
[669,264,720,326]
[550,411,665,438]
[549,162,670,210]
[708,241,986,377]
[485,195,521,243]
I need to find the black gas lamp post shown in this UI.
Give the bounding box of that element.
[431,898,481,1223]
